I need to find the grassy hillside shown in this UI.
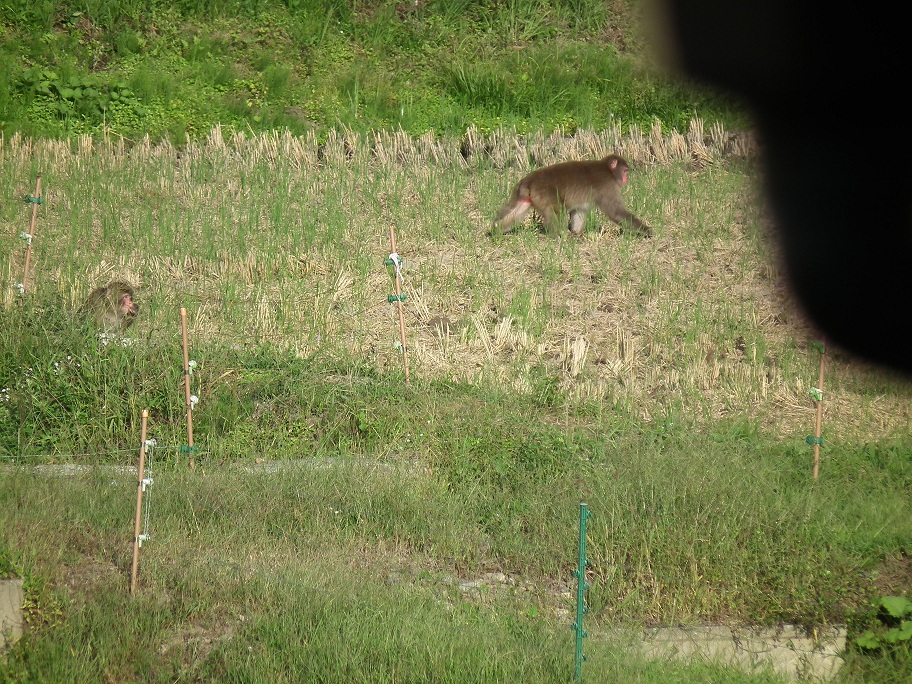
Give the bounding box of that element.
[0,0,747,142]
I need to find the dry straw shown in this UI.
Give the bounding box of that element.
[0,119,755,173]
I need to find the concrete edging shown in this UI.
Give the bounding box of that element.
[0,578,24,650]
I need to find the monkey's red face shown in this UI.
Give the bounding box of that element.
[618,167,629,186]
[121,294,139,317]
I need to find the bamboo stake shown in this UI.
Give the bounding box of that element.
[20,174,42,294]
[811,341,826,480]
[180,307,196,469]
[130,409,149,595]
[387,226,410,384]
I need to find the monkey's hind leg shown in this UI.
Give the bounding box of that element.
[533,203,563,237]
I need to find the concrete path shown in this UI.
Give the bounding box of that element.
[461,570,846,682]
[610,623,846,682]
[0,579,23,650]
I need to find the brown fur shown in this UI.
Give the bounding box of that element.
[80,280,139,332]
[493,154,652,237]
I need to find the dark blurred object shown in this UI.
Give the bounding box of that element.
[648,2,912,373]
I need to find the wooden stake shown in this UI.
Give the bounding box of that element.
[812,342,826,480]
[20,174,42,294]
[388,226,410,384]
[130,409,149,595]
[180,307,196,469]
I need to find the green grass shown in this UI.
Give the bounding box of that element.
[1,126,911,681]
[1,433,908,680]
[0,0,748,142]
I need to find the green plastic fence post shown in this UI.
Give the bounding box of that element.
[572,502,591,681]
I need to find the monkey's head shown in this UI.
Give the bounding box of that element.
[96,280,139,330]
[604,155,630,186]
[80,280,140,334]
[111,282,139,328]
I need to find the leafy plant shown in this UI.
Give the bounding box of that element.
[16,67,145,120]
[855,596,912,650]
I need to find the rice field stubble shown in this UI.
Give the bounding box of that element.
[2,122,907,438]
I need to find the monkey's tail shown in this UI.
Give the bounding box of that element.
[494,184,532,229]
